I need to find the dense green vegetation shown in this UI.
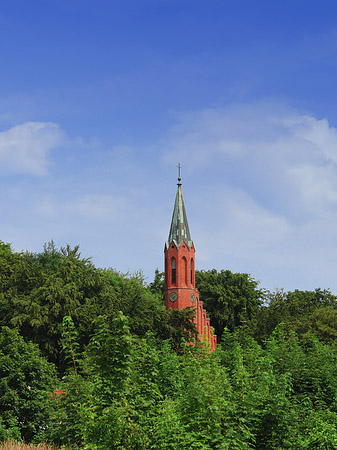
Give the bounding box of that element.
[2,240,337,449]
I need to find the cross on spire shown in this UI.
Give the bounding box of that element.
[177,163,182,185]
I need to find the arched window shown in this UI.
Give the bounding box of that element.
[191,258,194,285]
[182,257,187,285]
[172,257,176,284]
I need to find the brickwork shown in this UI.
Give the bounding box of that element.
[165,241,197,310]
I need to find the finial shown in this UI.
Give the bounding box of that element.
[177,163,182,185]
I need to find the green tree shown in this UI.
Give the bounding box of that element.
[0,327,57,443]
[0,242,114,369]
[148,268,165,299]
[195,269,264,341]
[254,288,337,343]
[102,269,167,338]
[45,315,91,448]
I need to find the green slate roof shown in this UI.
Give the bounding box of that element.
[166,179,193,249]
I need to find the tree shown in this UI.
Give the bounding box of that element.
[0,242,113,370]
[0,327,57,442]
[195,269,264,341]
[148,268,165,299]
[102,269,167,338]
[254,288,337,343]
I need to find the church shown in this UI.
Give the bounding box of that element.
[164,170,217,350]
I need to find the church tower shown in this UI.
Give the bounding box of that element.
[164,173,197,311]
[164,168,216,349]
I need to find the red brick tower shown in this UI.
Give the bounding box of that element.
[164,170,217,349]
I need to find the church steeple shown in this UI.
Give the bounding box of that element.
[164,167,217,350]
[164,168,196,307]
[167,175,192,249]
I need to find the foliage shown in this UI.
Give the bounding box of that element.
[0,327,57,443]
[254,288,337,343]
[3,240,337,448]
[0,243,182,371]
[43,316,337,449]
[86,312,133,407]
[195,269,264,341]
[148,268,165,299]
[101,269,167,338]
[0,241,108,370]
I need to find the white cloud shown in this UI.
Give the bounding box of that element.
[0,121,65,175]
[164,103,337,215]
[162,102,337,291]
[4,103,337,292]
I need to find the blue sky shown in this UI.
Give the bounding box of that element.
[2,0,337,292]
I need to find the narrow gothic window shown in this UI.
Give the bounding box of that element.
[172,257,176,284]
[191,258,194,285]
[183,257,187,285]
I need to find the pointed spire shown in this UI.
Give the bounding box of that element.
[167,166,192,248]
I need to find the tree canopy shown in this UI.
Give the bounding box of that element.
[1,240,337,449]
[195,269,264,341]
